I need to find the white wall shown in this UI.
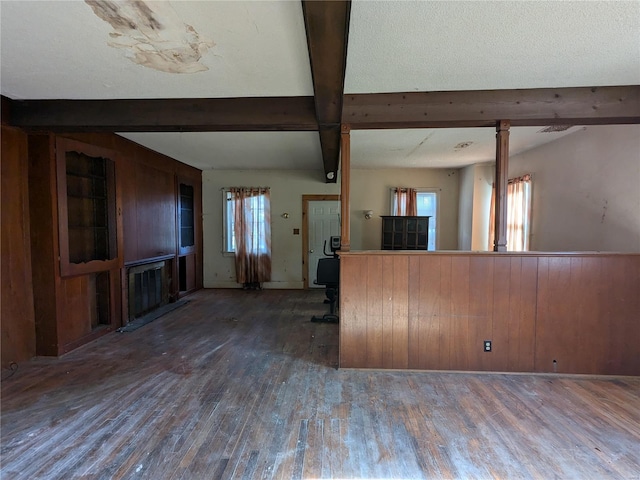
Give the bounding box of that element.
[471,164,494,251]
[203,167,461,288]
[509,125,640,252]
[458,164,494,251]
[458,165,474,250]
[203,170,338,288]
[201,125,639,290]
[351,168,460,251]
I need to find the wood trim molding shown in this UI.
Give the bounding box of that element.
[302,194,340,289]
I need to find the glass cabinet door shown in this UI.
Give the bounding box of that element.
[56,138,121,276]
[179,183,195,250]
[380,216,430,250]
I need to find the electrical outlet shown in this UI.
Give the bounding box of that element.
[484,340,492,352]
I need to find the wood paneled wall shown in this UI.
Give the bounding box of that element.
[25,135,58,355]
[62,133,202,270]
[2,129,203,361]
[1,126,36,367]
[340,252,640,375]
[127,162,177,261]
[27,135,125,356]
[535,256,640,375]
[60,133,203,299]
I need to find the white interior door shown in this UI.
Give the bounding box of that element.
[308,200,340,288]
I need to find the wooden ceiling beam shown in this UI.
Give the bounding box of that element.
[302,0,351,183]
[6,86,637,136]
[1,95,12,125]
[343,85,640,129]
[7,96,318,132]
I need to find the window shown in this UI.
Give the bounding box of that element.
[416,191,438,251]
[390,188,439,250]
[223,189,269,254]
[224,190,235,253]
[489,174,532,251]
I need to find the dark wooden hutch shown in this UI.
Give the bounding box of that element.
[380,216,430,250]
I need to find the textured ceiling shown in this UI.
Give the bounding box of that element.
[345,0,640,93]
[350,126,582,169]
[118,131,322,170]
[0,0,313,99]
[118,127,581,171]
[1,1,638,170]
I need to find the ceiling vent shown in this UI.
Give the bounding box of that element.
[537,125,573,133]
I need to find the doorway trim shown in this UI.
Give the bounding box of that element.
[302,194,340,289]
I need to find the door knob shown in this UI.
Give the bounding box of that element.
[310,249,314,253]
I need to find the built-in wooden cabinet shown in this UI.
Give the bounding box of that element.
[176,178,199,295]
[178,183,195,254]
[56,138,121,276]
[22,132,202,356]
[381,216,430,250]
[29,136,123,355]
[178,254,196,293]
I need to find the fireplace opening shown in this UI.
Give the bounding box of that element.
[127,261,170,321]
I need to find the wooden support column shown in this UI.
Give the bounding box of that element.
[340,124,351,251]
[494,120,510,252]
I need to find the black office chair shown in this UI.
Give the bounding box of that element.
[311,237,340,324]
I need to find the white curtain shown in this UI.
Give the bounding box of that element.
[230,187,271,288]
[489,174,532,251]
[507,175,532,251]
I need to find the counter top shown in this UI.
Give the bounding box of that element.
[338,250,640,257]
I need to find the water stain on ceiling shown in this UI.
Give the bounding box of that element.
[86,0,214,74]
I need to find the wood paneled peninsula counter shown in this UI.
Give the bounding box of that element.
[339,250,640,376]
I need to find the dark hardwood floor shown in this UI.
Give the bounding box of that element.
[1,289,639,479]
